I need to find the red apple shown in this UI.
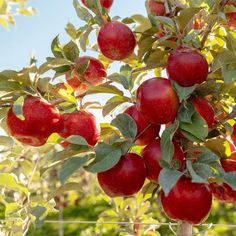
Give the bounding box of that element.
[136,78,179,124]
[232,124,236,136]
[192,17,205,30]
[225,2,236,29]
[167,46,209,87]
[66,56,106,92]
[7,96,61,147]
[210,154,236,203]
[81,0,113,9]
[142,139,185,182]
[161,177,212,224]
[190,96,215,129]
[97,153,146,197]
[231,124,236,146]
[147,0,165,16]
[59,111,99,147]
[191,11,206,30]
[210,182,236,203]
[124,105,160,146]
[97,21,136,60]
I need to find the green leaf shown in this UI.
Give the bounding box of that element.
[5,202,20,217]
[149,15,175,29]
[178,102,195,124]
[225,32,236,53]
[63,41,80,62]
[65,135,89,146]
[205,139,231,158]
[102,96,131,117]
[85,143,122,173]
[222,64,236,84]
[39,58,73,74]
[65,22,78,40]
[31,206,47,228]
[0,0,7,15]
[179,112,208,142]
[0,136,14,147]
[87,84,124,96]
[180,130,203,143]
[51,35,63,58]
[176,7,202,31]
[161,120,179,164]
[224,171,236,191]
[198,147,220,164]
[172,81,196,102]
[59,155,90,185]
[0,80,21,91]
[146,50,168,67]
[76,58,89,75]
[211,50,236,73]
[79,25,93,52]
[186,160,209,183]
[193,163,212,180]
[111,113,137,140]
[49,182,81,200]
[73,0,93,22]
[119,64,133,90]
[0,173,28,195]
[159,168,184,196]
[138,36,156,60]
[13,96,25,120]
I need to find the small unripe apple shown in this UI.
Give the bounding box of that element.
[81,0,113,9]
[161,177,212,224]
[124,105,160,146]
[97,21,136,60]
[7,96,61,147]
[190,96,215,129]
[167,46,209,87]
[142,139,185,182]
[136,78,179,124]
[59,111,99,147]
[147,0,165,16]
[210,154,236,203]
[97,153,146,197]
[66,56,106,93]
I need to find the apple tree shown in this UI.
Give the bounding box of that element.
[0,0,236,235]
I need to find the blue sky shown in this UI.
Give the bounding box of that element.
[0,0,146,71]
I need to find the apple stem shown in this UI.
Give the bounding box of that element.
[176,221,192,236]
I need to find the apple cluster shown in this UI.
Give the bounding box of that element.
[6,96,100,148]
[97,41,216,224]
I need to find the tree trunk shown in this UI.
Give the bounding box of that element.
[176,221,192,236]
[58,208,64,236]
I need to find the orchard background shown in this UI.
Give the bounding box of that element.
[1,0,236,235]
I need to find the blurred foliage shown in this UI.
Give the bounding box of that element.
[24,176,236,236]
[0,0,36,28]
